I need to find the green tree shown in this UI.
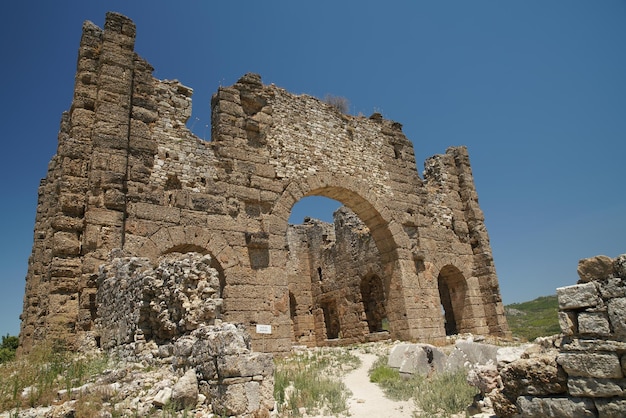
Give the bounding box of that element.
[0,334,18,363]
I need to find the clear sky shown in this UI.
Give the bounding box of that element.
[1,1,624,338]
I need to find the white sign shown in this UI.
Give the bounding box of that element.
[256,324,272,334]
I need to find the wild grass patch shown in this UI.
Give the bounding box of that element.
[274,347,360,416]
[0,341,110,414]
[369,355,478,417]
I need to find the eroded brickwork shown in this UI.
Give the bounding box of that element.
[19,12,509,354]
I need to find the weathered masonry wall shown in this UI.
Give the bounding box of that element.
[19,12,509,354]
[492,254,626,417]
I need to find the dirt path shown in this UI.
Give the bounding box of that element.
[342,352,415,418]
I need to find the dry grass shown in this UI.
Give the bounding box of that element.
[369,355,478,417]
[0,341,109,415]
[274,347,360,417]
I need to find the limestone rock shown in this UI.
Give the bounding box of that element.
[557,352,623,379]
[578,255,615,283]
[614,254,626,279]
[467,364,501,394]
[171,369,198,410]
[152,387,172,408]
[388,343,446,376]
[556,282,601,310]
[515,396,596,418]
[499,352,567,400]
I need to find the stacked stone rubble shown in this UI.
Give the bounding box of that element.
[491,254,626,417]
[95,252,273,417]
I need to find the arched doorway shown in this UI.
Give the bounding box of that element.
[437,265,467,336]
[360,274,387,333]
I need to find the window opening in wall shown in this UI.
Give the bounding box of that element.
[289,292,297,321]
[321,300,340,339]
[317,267,323,281]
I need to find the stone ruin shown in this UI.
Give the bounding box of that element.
[95,251,274,416]
[476,253,626,417]
[18,11,510,356]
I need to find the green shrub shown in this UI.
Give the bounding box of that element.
[0,335,18,364]
[369,356,417,401]
[413,369,478,417]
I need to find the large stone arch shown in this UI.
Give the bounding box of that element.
[265,173,415,342]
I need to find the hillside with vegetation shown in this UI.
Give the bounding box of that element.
[505,295,560,341]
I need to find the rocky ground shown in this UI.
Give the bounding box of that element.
[2,337,515,418]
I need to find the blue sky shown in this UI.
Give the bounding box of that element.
[1,1,624,337]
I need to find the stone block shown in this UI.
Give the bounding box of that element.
[52,231,81,256]
[171,369,198,410]
[516,396,596,418]
[607,298,626,338]
[558,353,623,379]
[557,282,601,310]
[578,312,610,336]
[598,277,626,299]
[132,202,180,223]
[559,311,577,335]
[578,255,615,282]
[217,352,273,378]
[595,398,626,418]
[388,343,446,376]
[567,377,626,397]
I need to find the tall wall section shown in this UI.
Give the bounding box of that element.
[19,12,509,354]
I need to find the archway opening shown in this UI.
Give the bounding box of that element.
[360,274,387,333]
[437,265,467,336]
[286,193,389,345]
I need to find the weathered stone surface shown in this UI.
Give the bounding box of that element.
[516,396,597,417]
[19,11,510,359]
[500,352,568,397]
[614,255,626,279]
[557,353,623,379]
[559,311,577,335]
[557,282,601,310]
[578,312,611,336]
[607,297,626,338]
[595,398,626,418]
[171,369,198,410]
[496,344,532,364]
[388,343,447,376]
[578,255,615,282]
[567,377,626,397]
[152,387,172,408]
[467,364,501,394]
[96,252,223,348]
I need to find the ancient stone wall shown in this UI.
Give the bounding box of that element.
[19,12,509,354]
[491,254,626,417]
